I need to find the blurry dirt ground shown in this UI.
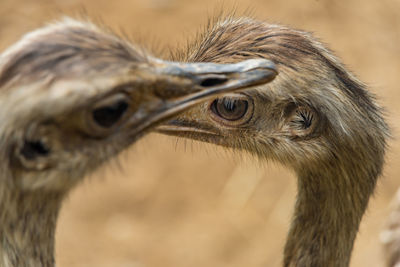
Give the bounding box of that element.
[1,0,400,266]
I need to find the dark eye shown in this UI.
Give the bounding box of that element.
[92,95,129,128]
[211,97,249,121]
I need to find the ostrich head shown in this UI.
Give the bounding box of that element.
[0,18,277,266]
[0,18,277,193]
[158,17,389,266]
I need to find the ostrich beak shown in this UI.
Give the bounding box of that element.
[128,58,277,136]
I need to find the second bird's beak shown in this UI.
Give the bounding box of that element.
[128,58,277,136]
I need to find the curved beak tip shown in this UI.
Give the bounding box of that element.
[131,58,278,136]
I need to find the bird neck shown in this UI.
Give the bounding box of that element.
[283,161,378,267]
[0,188,63,267]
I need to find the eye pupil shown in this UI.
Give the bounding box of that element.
[211,97,249,121]
[92,100,128,128]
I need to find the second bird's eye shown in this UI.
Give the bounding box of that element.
[92,94,130,128]
[210,96,249,121]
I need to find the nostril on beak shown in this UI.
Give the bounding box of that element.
[199,75,228,87]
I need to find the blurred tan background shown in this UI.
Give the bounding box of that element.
[1,0,399,266]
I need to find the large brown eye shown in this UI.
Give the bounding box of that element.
[91,94,130,129]
[209,95,253,126]
[211,97,248,121]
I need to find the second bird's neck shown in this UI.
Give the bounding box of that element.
[0,189,63,267]
[283,162,378,267]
